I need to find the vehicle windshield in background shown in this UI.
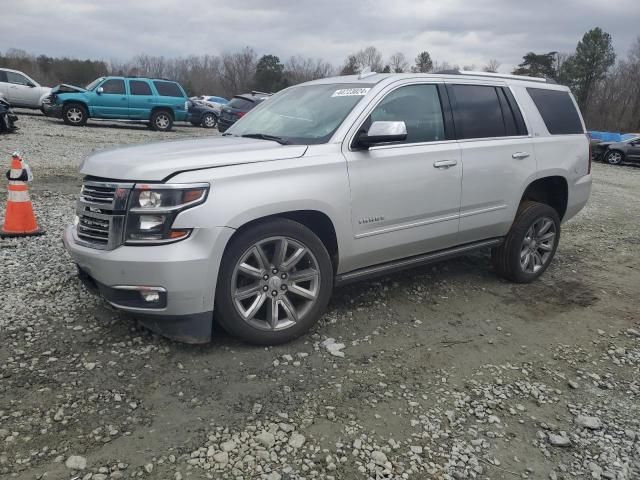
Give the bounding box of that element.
[227,83,373,145]
[85,78,104,90]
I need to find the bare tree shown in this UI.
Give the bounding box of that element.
[220,47,258,96]
[388,52,409,73]
[284,56,334,84]
[482,59,501,73]
[342,46,384,73]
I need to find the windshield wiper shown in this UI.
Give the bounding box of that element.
[240,133,290,145]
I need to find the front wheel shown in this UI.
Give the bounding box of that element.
[150,110,173,131]
[215,219,333,345]
[201,112,218,128]
[62,103,88,126]
[492,201,560,283]
[605,150,623,165]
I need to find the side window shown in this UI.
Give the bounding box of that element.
[0,71,7,83]
[368,84,445,144]
[6,71,30,86]
[449,84,506,139]
[153,81,183,97]
[527,88,583,135]
[129,80,152,96]
[101,79,126,95]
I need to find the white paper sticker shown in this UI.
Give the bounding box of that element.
[332,88,371,97]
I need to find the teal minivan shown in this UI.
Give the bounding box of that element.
[43,76,189,131]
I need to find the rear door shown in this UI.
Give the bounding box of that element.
[127,79,154,119]
[447,82,535,243]
[92,78,129,118]
[152,81,187,120]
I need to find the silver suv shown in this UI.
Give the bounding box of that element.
[63,71,592,344]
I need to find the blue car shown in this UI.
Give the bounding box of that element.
[43,76,189,131]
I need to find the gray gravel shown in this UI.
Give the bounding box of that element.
[1,113,639,479]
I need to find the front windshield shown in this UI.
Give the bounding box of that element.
[227,83,373,145]
[85,77,104,90]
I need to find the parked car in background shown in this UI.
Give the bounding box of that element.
[217,92,270,132]
[43,76,189,131]
[188,101,219,128]
[0,94,18,133]
[592,135,640,165]
[0,68,51,110]
[64,71,591,345]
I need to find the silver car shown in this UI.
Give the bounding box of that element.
[0,68,51,109]
[63,71,592,345]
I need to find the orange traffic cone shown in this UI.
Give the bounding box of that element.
[1,152,44,238]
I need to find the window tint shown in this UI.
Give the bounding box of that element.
[153,81,183,97]
[496,88,518,136]
[0,71,7,83]
[101,79,125,94]
[369,84,445,143]
[6,71,29,86]
[129,80,152,95]
[449,85,506,139]
[527,88,583,135]
[228,97,254,110]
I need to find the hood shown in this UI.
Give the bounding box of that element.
[80,136,308,181]
[51,83,87,94]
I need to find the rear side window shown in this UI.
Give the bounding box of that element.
[527,88,583,134]
[153,81,183,97]
[228,97,254,110]
[130,80,152,96]
[101,79,125,94]
[0,70,6,82]
[449,85,506,139]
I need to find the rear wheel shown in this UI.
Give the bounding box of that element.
[216,219,333,345]
[605,150,623,165]
[492,201,560,283]
[201,112,218,128]
[62,103,87,126]
[151,110,173,131]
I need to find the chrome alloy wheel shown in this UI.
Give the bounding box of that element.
[520,217,556,274]
[231,236,321,331]
[606,151,622,165]
[155,113,170,129]
[67,107,83,123]
[203,114,217,127]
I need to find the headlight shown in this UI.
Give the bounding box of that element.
[125,183,209,244]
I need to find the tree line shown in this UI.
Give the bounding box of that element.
[1,27,638,132]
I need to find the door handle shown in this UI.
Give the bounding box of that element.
[512,152,530,160]
[433,159,458,168]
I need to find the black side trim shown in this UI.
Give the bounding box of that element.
[437,84,456,141]
[335,238,503,286]
[502,87,528,135]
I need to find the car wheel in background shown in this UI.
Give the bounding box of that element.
[605,150,623,165]
[492,201,560,284]
[151,110,173,132]
[201,113,218,128]
[62,103,88,126]
[215,218,333,345]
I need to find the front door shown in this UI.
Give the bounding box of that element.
[342,83,462,271]
[626,139,640,161]
[4,71,39,107]
[92,78,129,118]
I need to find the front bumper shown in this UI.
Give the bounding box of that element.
[63,224,235,342]
[42,102,63,118]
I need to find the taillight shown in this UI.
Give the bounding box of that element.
[586,133,592,174]
[236,111,246,118]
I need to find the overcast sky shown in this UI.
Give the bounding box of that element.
[2,0,638,72]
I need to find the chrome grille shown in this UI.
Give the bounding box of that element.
[75,180,133,250]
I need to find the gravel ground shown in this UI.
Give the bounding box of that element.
[0,112,639,480]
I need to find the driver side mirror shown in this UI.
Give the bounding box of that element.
[96,87,104,94]
[356,121,407,149]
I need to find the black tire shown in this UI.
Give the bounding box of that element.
[605,150,624,165]
[492,201,560,283]
[201,112,218,128]
[150,109,173,131]
[215,218,333,345]
[62,103,88,126]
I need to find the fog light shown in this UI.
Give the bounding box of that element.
[139,215,165,231]
[141,291,161,303]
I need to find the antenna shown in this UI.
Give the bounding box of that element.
[358,67,377,80]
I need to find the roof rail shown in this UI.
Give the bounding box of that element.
[251,90,272,96]
[434,69,555,84]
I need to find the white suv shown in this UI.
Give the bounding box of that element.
[63,71,592,345]
[0,68,51,109]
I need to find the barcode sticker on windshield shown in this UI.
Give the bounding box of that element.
[332,88,371,97]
